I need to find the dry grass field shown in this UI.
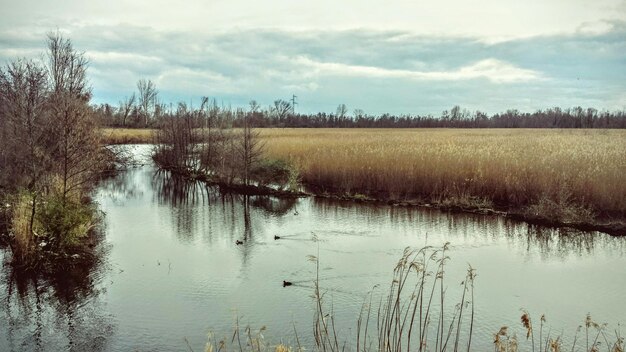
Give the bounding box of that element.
[259,129,626,223]
[101,128,156,144]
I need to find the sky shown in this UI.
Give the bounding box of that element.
[0,0,625,115]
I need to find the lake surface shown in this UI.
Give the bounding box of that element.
[1,145,625,351]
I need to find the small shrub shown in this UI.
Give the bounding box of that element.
[251,159,293,188]
[36,193,98,250]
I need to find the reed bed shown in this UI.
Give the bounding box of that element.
[101,128,157,144]
[259,129,626,224]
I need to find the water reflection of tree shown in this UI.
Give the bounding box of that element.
[151,169,303,272]
[251,196,298,216]
[311,197,625,258]
[0,232,113,351]
[97,165,145,204]
[503,223,626,259]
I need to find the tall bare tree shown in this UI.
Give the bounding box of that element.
[0,59,51,239]
[46,32,103,203]
[238,108,264,186]
[272,99,291,126]
[336,104,348,119]
[118,93,136,127]
[137,79,157,126]
[0,59,50,190]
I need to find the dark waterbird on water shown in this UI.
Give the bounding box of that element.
[235,240,243,245]
[282,280,292,287]
[274,235,281,240]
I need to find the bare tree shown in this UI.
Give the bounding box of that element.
[272,99,292,126]
[0,59,50,190]
[450,105,461,121]
[249,100,261,114]
[238,107,264,186]
[137,79,157,126]
[0,59,51,241]
[118,93,136,127]
[336,104,348,119]
[46,32,104,203]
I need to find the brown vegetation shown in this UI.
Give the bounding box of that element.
[101,128,156,144]
[258,128,626,231]
[0,33,108,267]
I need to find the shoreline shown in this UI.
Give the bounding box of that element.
[161,165,626,237]
[313,192,626,237]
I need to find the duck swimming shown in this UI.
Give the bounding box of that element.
[282,280,292,287]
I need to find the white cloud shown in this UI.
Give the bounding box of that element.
[282,82,320,92]
[86,51,163,65]
[294,57,543,83]
[576,20,616,35]
[1,0,625,41]
[2,23,623,114]
[156,67,238,95]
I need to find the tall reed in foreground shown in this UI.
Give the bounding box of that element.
[195,244,622,352]
[313,243,477,352]
[494,313,623,352]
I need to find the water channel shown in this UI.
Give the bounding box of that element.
[1,145,624,351]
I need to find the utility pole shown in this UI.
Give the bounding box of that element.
[291,94,297,115]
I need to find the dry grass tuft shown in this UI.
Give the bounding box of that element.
[10,192,36,260]
[101,128,156,144]
[275,344,291,352]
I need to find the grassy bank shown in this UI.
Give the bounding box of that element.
[258,129,626,233]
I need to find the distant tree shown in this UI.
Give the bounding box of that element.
[137,79,157,126]
[450,105,461,122]
[336,104,348,119]
[118,93,136,126]
[249,100,261,114]
[271,99,292,126]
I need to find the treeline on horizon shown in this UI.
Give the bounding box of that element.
[93,81,626,129]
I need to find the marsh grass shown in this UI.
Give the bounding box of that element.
[5,178,100,269]
[494,313,624,352]
[9,192,36,261]
[259,129,626,225]
[101,128,157,144]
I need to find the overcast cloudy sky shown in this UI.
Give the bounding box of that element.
[0,0,625,114]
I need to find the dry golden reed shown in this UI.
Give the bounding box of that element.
[259,128,626,221]
[101,128,156,144]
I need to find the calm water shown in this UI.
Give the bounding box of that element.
[1,145,625,351]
